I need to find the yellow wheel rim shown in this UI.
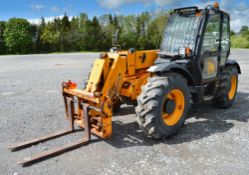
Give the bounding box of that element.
[228,75,237,100]
[162,89,185,126]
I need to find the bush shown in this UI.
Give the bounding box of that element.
[0,21,6,54]
[231,35,249,48]
[4,18,32,54]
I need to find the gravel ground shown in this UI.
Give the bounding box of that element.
[0,49,249,175]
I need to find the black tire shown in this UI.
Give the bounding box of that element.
[213,66,238,108]
[136,74,191,139]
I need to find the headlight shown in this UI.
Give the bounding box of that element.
[178,47,186,56]
[178,47,192,57]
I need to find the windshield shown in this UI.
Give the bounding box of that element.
[160,13,201,57]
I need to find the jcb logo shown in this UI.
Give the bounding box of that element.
[207,61,215,74]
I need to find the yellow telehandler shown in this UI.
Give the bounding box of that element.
[9,2,241,165]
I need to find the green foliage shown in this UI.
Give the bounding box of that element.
[231,25,249,48]
[0,12,169,54]
[0,21,6,54]
[231,35,249,48]
[119,12,168,50]
[83,17,102,51]
[4,18,32,54]
[239,26,249,36]
[147,12,168,49]
[41,21,60,52]
[1,12,249,55]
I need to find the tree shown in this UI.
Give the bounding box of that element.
[109,14,113,24]
[41,21,60,52]
[147,12,168,49]
[62,14,70,31]
[239,26,249,36]
[4,18,32,54]
[0,21,6,54]
[119,15,138,49]
[135,13,151,49]
[30,24,39,53]
[100,14,121,50]
[60,14,71,51]
[84,17,102,51]
[77,13,88,50]
[79,13,88,28]
[33,17,46,53]
[113,15,119,28]
[1,11,172,54]
[101,19,116,50]
[230,30,235,36]
[37,17,50,53]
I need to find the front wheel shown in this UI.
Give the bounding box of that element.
[136,74,191,139]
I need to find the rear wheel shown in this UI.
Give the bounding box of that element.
[213,66,238,108]
[136,74,191,139]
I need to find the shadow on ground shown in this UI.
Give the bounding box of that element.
[15,92,249,166]
[106,92,249,148]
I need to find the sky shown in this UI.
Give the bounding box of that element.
[0,0,248,32]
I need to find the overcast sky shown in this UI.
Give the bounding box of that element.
[0,0,248,32]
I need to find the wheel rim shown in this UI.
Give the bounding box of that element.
[228,75,237,100]
[162,89,185,126]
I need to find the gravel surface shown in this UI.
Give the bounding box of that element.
[0,49,249,175]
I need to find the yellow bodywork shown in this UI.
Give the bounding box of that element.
[63,50,158,139]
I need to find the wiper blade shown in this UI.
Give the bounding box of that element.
[158,52,179,59]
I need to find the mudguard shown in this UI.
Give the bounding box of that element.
[148,62,183,72]
[226,59,241,74]
[147,62,196,85]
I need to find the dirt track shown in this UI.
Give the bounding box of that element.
[0,49,249,175]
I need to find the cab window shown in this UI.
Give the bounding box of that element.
[220,15,230,66]
[201,14,221,54]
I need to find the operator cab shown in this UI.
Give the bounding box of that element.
[159,2,230,60]
[159,6,202,59]
[158,2,231,84]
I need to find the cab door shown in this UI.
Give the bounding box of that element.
[199,13,221,83]
[220,14,230,66]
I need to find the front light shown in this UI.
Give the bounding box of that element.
[178,47,186,56]
[178,47,192,57]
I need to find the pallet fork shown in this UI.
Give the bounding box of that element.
[8,84,94,166]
